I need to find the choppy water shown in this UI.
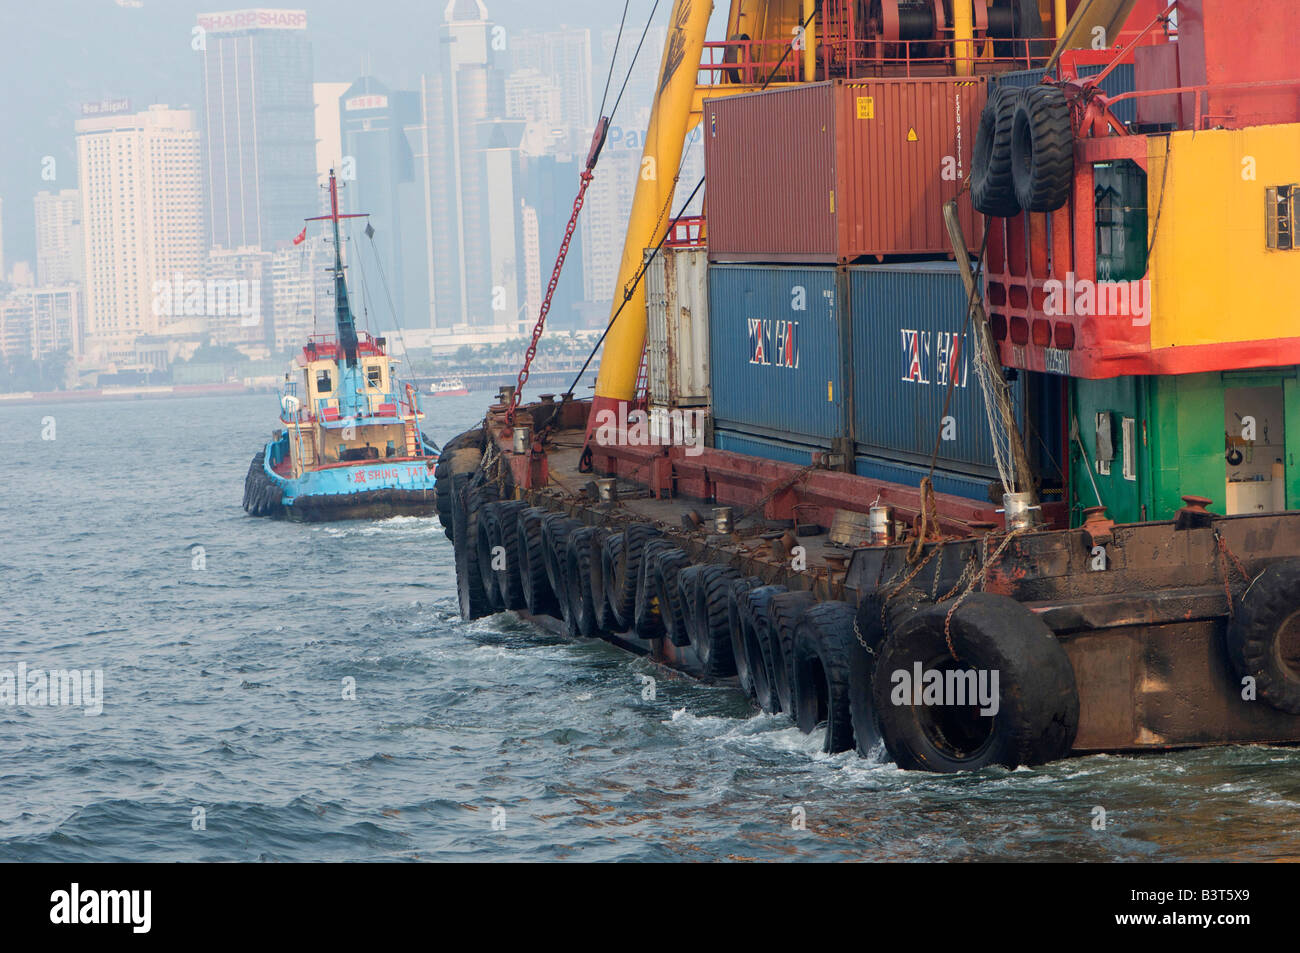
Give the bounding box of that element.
[3,392,1300,861]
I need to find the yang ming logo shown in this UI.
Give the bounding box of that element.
[748,318,800,369]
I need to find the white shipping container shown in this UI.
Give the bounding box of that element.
[644,246,710,410]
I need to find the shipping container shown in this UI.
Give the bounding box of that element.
[854,455,997,504]
[849,262,1024,479]
[644,247,710,409]
[707,264,845,448]
[715,429,822,464]
[703,77,986,264]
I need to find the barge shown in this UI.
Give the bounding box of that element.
[438,0,1300,772]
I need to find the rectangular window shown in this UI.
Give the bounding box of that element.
[316,369,332,394]
[367,365,382,388]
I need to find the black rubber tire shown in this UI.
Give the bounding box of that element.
[1011,85,1074,213]
[563,526,601,638]
[453,473,494,620]
[433,427,484,540]
[600,533,627,631]
[541,514,582,627]
[871,591,1079,772]
[727,576,764,698]
[490,500,527,609]
[610,524,661,633]
[792,601,858,753]
[689,564,744,677]
[517,507,560,618]
[654,548,696,646]
[635,540,679,642]
[475,502,507,612]
[243,450,283,518]
[741,585,789,713]
[971,84,1021,218]
[847,593,891,757]
[1226,559,1300,714]
[589,528,616,633]
[768,591,818,717]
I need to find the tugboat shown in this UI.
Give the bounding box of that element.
[242,170,440,522]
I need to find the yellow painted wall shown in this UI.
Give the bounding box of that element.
[1149,123,1300,350]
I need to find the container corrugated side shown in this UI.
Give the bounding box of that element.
[708,264,844,447]
[835,77,986,259]
[645,247,710,409]
[716,430,821,465]
[854,455,995,503]
[703,85,836,263]
[849,262,1023,477]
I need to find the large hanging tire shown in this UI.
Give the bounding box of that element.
[971,84,1021,218]
[791,601,858,753]
[563,527,601,638]
[453,473,494,621]
[434,427,484,540]
[475,502,508,612]
[636,540,680,642]
[1226,559,1300,714]
[242,450,284,518]
[542,513,581,627]
[609,524,662,632]
[768,591,818,717]
[741,585,789,714]
[688,564,743,677]
[847,593,892,757]
[486,500,527,610]
[589,528,616,632]
[600,533,626,632]
[871,592,1079,772]
[727,576,764,698]
[1011,85,1074,213]
[517,507,560,618]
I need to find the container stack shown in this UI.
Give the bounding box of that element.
[691,75,1060,503]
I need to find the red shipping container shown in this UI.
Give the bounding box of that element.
[703,77,987,264]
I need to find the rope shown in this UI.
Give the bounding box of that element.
[1214,529,1251,619]
[598,0,632,121]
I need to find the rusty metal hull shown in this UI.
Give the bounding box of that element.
[463,398,1300,763]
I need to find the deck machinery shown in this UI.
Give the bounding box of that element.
[438,0,1300,773]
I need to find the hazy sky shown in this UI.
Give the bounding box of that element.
[0,0,711,267]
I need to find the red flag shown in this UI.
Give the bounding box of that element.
[292,226,307,245]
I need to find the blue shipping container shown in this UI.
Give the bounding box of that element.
[992,65,1136,126]
[708,264,845,447]
[715,429,821,465]
[849,262,1024,479]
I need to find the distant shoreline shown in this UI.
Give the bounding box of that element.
[0,382,269,405]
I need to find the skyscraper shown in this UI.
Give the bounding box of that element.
[34,189,83,287]
[510,28,594,131]
[75,105,203,360]
[338,77,426,329]
[197,8,316,251]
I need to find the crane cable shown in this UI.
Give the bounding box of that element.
[508,0,662,425]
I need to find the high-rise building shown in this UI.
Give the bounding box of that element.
[28,286,82,359]
[581,145,641,314]
[197,8,315,251]
[313,81,350,194]
[205,246,273,348]
[338,77,427,329]
[0,297,32,360]
[510,28,593,130]
[519,152,585,330]
[271,239,331,350]
[34,190,84,287]
[76,105,203,361]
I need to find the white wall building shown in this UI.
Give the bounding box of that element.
[76,105,203,362]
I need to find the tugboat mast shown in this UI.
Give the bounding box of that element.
[306,169,368,368]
